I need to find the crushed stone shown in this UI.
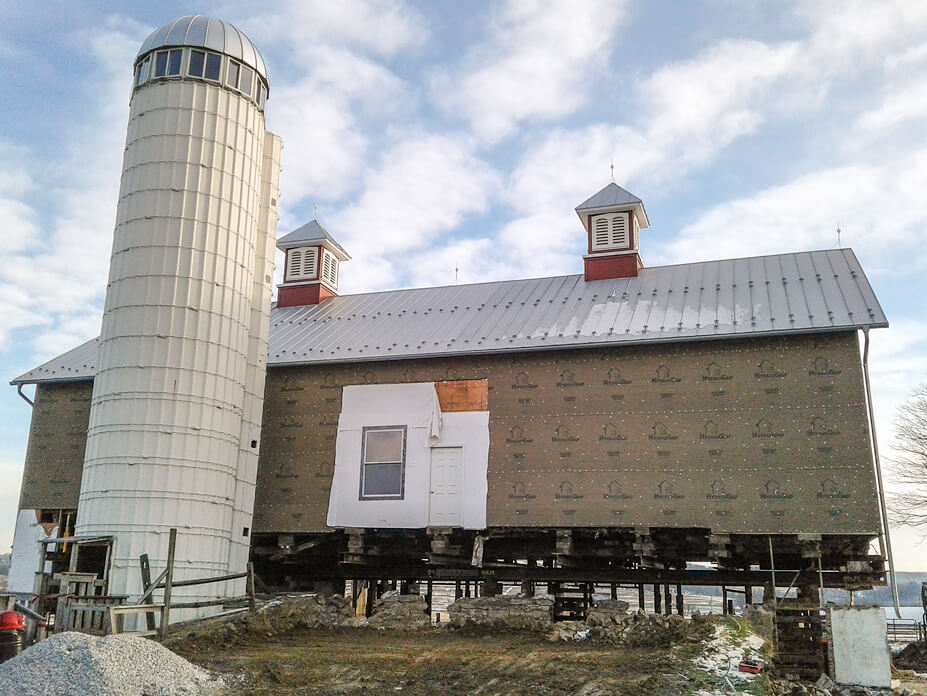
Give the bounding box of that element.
[0,631,223,696]
[690,620,767,696]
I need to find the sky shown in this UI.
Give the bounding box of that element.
[1,1,926,571]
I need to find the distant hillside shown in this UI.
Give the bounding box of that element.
[684,571,927,607]
[826,571,927,607]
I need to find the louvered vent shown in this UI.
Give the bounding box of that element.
[321,249,338,287]
[285,246,318,280]
[591,213,630,250]
[594,217,610,248]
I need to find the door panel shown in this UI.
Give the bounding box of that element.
[429,447,462,526]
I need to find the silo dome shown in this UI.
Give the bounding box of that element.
[136,15,268,85]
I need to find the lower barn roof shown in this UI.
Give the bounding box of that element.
[12,249,887,385]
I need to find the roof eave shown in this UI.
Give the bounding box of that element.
[574,201,650,228]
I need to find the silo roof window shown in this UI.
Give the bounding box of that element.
[136,56,151,86]
[154,49,183,78]
[188,50,221,81]
[227,61,240,90]
[135,48,266,111]
[239,67,253,98]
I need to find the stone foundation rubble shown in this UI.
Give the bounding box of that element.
[446,597,554,632]
[367,593,430,629]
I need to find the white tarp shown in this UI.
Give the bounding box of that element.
[327,382,489,529]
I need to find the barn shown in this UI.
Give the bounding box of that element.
[10,180,892,617]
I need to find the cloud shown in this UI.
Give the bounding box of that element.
[267,44,415,205]
[243,0,427,60]
[639,39,800,171]
[432,0,630,144]
[0,18,142,358]
[798,0,927,68]
[239,3,424,208]
[658,150,927,267]
[329,133,499,266]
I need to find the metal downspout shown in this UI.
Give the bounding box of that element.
[16,383,34,407]
[862,327,902,618]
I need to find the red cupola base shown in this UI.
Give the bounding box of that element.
[277,283,336,307]
[583,252,643,281]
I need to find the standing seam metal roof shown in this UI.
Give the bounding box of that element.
[11,249,887,384]
[136,15,268,84]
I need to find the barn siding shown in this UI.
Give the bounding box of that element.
[19,382,92,510]
[254,330,879,536]
[15,331,880,537]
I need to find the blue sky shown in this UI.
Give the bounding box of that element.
[1,1,926,570]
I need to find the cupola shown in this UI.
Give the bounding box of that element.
[575,182,649,281]
[276,220,350,307]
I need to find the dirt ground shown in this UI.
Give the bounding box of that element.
[173,627,713,696]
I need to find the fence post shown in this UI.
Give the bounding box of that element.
[159,528,176,638]
[139,554,156,632]
[246,562,256,612]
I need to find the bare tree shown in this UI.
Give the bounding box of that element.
[889,384,927,526]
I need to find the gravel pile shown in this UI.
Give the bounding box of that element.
[0,631,223,696]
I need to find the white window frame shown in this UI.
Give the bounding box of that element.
[359,425,406,500]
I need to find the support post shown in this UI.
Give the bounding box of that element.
[663,584,672,615]
[675,583,684,615]
[638,583,645,611]
[159,528,176,638]
[610,583,617,600]
[722,586,728,615]
[139,554,156,631]
[246,562,256,612]
[653,584,661,614]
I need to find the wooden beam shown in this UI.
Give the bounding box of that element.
[159,528,176,638]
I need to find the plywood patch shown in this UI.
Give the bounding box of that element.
[436,379,488,412]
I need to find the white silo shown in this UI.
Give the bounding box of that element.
[75,15,282,617]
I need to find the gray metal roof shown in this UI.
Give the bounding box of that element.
[576,182,643,210]
[277,220,351,259]
[11,249,886,385]
[136,15,268,84]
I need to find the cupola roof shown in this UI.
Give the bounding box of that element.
[277,220,351,260]
[136,15,268,83]
[575,182,650,228]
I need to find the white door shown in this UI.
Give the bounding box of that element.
[429,447,463,526]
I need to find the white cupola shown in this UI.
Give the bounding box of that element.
[276,220,350,307]
[575,183,650,281]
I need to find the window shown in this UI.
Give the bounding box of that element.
[239,66,253,97]
[591,212,630,250]
[360,426,406,499]
[227,60,240,89]
[204,53,221,81]
[167,49,183,76]
[136,48,259,106]
[188,50,205,77]
[153,49,183,78]
[285,246,318,281]
[188,50,221,81]
[136,56,151,85]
